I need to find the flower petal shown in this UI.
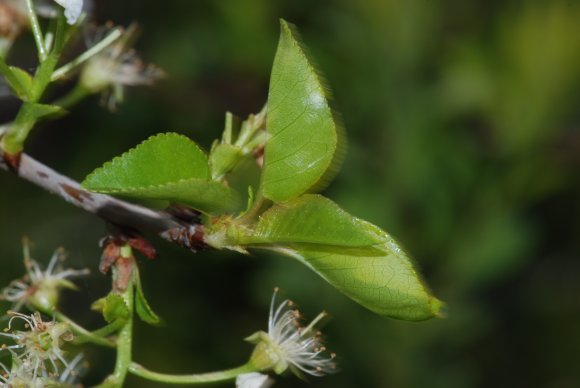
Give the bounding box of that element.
[53,0,83,24]
[236,373,275,388]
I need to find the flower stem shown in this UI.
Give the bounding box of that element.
[53,310,116,348]
[1,14,69,155]
[98,249,136,388]
[90,319,125,339]
[25,0,46,62]
[128,362,257,384]
[53,84,91,109]
[111,261,135,386]
[51,27,123,81]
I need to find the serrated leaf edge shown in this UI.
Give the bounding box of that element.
[263,20,346,199]
[82,132,208,190]
[83,176,217,194]
[280,20,346,193]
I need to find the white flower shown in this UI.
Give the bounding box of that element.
[236,372,275,388]
[1,243,90,312]
[0,312,74,380]
[246,288,337,377]
[80,23,165,110]
[0,351,84,387]
[0,357,46,388]
[53,0,83,25]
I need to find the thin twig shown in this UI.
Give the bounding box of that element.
[0,150,201,247]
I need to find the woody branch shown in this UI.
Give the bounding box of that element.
[0,150,205,251]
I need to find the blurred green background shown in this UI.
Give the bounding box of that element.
[2,0,580,387]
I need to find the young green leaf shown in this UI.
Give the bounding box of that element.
[19,102,65,122]
[82,133,240,213]
[102,293,130,324]
[6,67,33,101]
[266,232,444,321]
[238,194,383,248]
[134,268,162,326]
[210,143,244,180]
[261,20,344,202]
[111,178,240,214]
[83,133,209,190]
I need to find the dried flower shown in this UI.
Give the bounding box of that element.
[236,372,275,388]
[80,23,165,110]
[1,242,90,312]
[246,288,337,378]
[0,312,75,381]
[53,0,83,24]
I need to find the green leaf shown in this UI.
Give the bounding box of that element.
[90,297,106,313]
[261,20,344,202]
[0,60,33,101]
[102,293,130,324]
[83,133,240,213]
[134,268,162,326]
[238,194,383,248]
[268,231,444,321]
[111,178,240,214]
[6,67,33,100]
[83,133,209,190]
[210,143,244,180]
[20,102,65,121]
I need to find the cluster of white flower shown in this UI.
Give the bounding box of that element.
[0,312,83,386]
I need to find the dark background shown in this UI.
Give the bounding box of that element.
[1,1,580,387]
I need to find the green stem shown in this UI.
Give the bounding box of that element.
[52,11,68,55]
[53,311,116,348]
[90,319,125,339]
[43,17,57,53]
[128,362,257,385]
[3,102,50,154]
[110,290,133,385]
[1,14,69,155]
[53,84,91,109]
[237,193,268,224]
[31,53,59,99]
[25,0,47,62]
[51,27,123,81]
[100,250,135,387]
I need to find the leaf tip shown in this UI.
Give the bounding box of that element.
[430,297,447,319]
[279,18,292,30]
